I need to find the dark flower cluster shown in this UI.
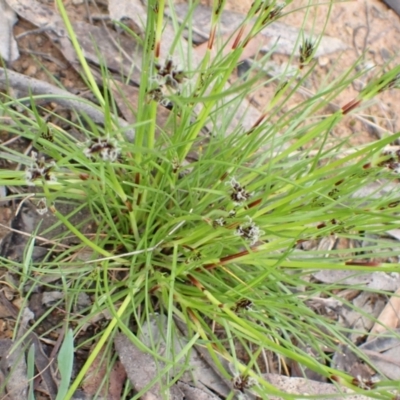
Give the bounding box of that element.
[377,148,400,174]
[155,58,186,91]
[25,151,56,185]
[232,373,257,392]
[260,3,285,25]
[213,210,236,227]
[229,178,252,205]
[235,216,264,246]
[377,73,400,93]
[299,39,314,69]
[233,298,253,313]
[148,58,186,106]
[36,198,48,215]
[83,136,120,162]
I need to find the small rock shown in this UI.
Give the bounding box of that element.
[72,0,84,4]
[0,186,8,206]
[318,56,330,67]
[35,36,44,46]
[345,25,353,36]
[380,48,391,62]
[25,65,37,77]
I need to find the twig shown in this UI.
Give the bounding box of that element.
[0,217,70,250]
[0,67,135,141]
[352,2,370,57]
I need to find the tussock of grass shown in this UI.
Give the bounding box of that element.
[1,0,400,398]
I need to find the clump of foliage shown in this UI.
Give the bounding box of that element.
[1,0,400,398]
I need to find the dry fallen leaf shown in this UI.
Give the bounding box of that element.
[140,315,231,398]
[108,0,146,31]
[5,0,67,36]
[176,381,220,400]
[263,373,373,400]
[114,333,184,400]
[70,20,141,82]
[382,0,400,16]
[359,330,400,380]
[369,286,400,337]
[335,291,387,343]
[313,269,400,291]
[82,346,126,400]
[0,0,19,62]
[332,343,374,382]
[0,307,34,400]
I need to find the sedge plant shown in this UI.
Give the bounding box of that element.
[1,0,400,398]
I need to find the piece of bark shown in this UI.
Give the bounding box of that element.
[0,0,19,62]
[369,287,400,337]
[0,67,135,140]
[262,373,374,400]
[114,333,184,400]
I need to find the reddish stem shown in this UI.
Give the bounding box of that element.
[247,198,262,208]
[247,113,267,135]
[341,98,361,115]
[220,171,229,182]
[155,41,161,59]
[135,172,141,205]
[208,26,216,50]
[203,249,251,271]
[335,179,344,186]
[188,274,204,290]
[79,173,90,180]
[231,25,245,50]
[125,201,133,212]
[345,260,380,267]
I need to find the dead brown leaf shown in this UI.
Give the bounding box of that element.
[0,0,19,62]
[263,373,373,400]
[108,0,147,31]
[82,346,126,400]
[114,333,184,400]
[359,330,400,380]
[81,347,107,396]
[109,361,127,400]
[369,286,400,337]
[5,0,67,37]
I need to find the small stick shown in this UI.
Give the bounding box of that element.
[0,68,135,141]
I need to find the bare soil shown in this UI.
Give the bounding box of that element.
[1,0,400,397]
[195,0,400,147]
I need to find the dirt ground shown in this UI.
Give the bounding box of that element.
[8,0,400,148]
[1,0,399,344]
[195,0,400,147]
[1,0,400,398]
[1,0,398,310]
[3,0,396,250]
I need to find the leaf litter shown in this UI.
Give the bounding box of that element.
[0,0,400,398]
[0,0,19,63]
